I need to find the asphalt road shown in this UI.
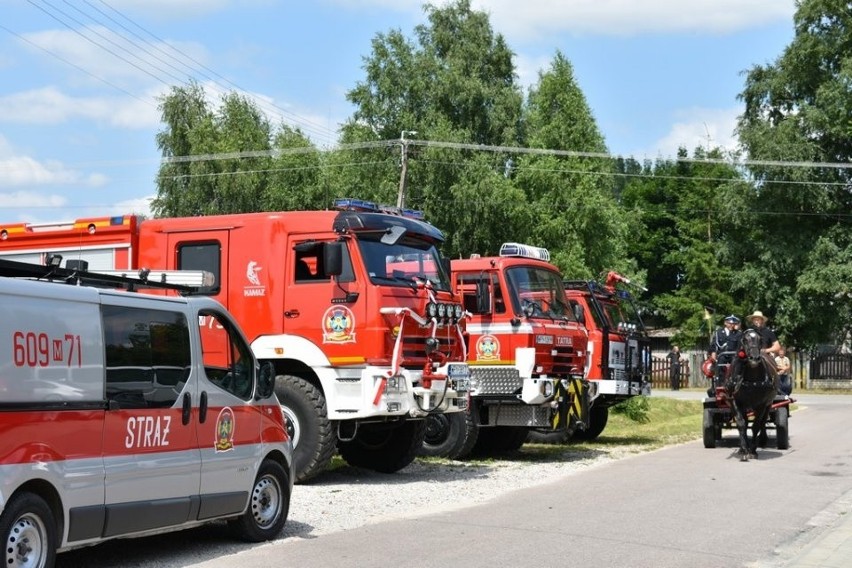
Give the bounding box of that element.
[58,392,852,568]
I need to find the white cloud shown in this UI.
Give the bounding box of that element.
[334,0,795,39]
[21,26,209,87]
[0,155,81,187]
[639,106,742,158]
[513,52,553,92]
[0,136,110,189]
[0,86,161,128]
[0,190,67,210]
[475,0,795,39]
[105,195,155,218]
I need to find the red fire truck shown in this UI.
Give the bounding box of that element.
[559,272,651,441]
[0,200,471,482]
[421,243,589,458]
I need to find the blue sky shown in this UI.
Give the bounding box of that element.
[0,0,796,224]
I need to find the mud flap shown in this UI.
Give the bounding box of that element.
[551,378,589,431]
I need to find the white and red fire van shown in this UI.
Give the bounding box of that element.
[0,259,293,567]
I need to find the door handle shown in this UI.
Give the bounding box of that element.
[199,391,208,423]
[284,309,300,318]
[182,392,191,425]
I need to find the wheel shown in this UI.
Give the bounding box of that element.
[573,405,609,442]
[228,459,290,542]
[703,408,716,448]
[338,420,426,473]
[0,492,57,568]
[471,426,529,455]
[775,406,789,450]
[419,410,479,459]
[274,374,335,483]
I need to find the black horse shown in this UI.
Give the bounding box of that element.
[726,328,778,461]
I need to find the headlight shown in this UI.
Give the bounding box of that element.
[453,304,463,320]
[437,303,447,318]
[426,302,438,318]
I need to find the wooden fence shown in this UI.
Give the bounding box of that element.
[648,349,852,392]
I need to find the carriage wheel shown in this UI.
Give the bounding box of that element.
[703,409,716,449]
[775,406,789,450]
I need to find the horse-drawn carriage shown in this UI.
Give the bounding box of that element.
[702,387,792,450]
[701,331,794,458]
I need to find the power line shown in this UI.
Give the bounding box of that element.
[26,0,188,86]
[3,138,851,191]
[13,1,338,144]
[90,0,338,143]
[0,22,155,108]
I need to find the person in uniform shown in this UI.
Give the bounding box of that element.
[707,315,741,394]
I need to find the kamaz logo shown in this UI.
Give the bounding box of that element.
[246,261,262,285]
[244,260,266,297]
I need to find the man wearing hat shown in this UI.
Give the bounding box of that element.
[745,310,781,357]
[707,315,742,393]
[745,310,782,385]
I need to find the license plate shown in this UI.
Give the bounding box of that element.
[448,364,470,378]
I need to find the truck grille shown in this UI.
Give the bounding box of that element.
[470,367,521,395]
[551,345,582,375]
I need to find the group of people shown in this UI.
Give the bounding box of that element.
[704,310,792,396]
[665,310,793,395]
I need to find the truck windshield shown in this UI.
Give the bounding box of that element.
[601,294,645,331]
[505,266,575,321]
[356,236,451,291]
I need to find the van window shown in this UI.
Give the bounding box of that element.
[103,306,191,409]
[199,311,254,400]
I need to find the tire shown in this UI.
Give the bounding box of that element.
[338,420,426,473]
[274,374,335,483]
[703,408,716,449]
[573,405,609,442]
[228,459,290,542]
[472,426,529,455]
[775,406,790,450]
[1,492,57,568]
[420,411,479,459]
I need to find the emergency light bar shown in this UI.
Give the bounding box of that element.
[334,198,425,220]
[499,242,551,262]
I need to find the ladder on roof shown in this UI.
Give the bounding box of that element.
[0,258,209,294]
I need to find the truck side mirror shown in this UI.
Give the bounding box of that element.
[574,303,585,324]
[324,242,343,277]
[476,278,492,315]
[256,361,275,399]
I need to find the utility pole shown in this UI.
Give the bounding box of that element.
[397,130,417,209]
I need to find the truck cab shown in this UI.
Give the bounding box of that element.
[422,243,589,458]
[563,272,651,440]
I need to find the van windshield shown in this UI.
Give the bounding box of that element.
[356,236,450,291]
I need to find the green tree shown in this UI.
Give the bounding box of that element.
[736,0,852,345]
[516,51,629,278]
[153,82,323,217]
[338,0,525,257]
[618,146,747,347]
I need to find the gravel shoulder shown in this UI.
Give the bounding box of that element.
[281,444,646,540]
